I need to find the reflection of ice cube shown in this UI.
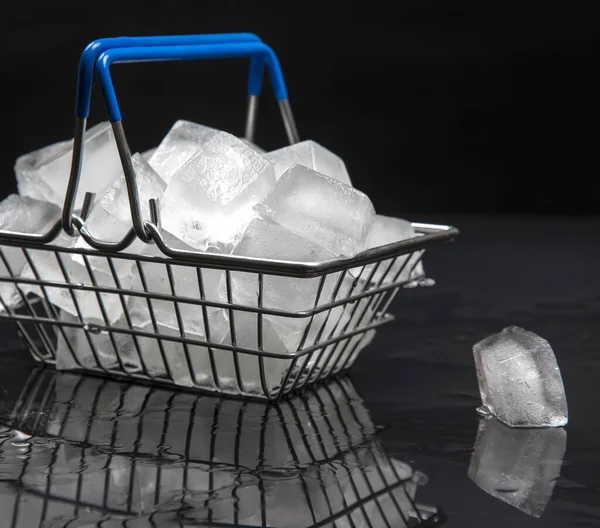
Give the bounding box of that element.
[0,195,60,310]
[161,131,275,251]
[265,139,352,184]
[148,120,218,183]
[15,121,123,208]
[468,417,567,517]
[254,165,374,257]
[474,326,568,428]
[229,218,350,353]
[363,214,425,284]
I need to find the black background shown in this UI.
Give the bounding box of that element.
[1,1,599,215]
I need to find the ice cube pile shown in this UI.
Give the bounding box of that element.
[0,119,428,388]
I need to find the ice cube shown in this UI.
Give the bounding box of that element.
[468,417,566,517]
[362,214,425,285]
[100,153,166,224]
[228,218,351,354]
[128,230,228,339]
[54,310,142,373]
[254,165,374,257]
[19,234,133,324]
[141,147,157,161]
[148,120,218,183]
[265,139,351,185]
[473,326,568,427]
[216,311,293,396]
[161,131,275,251]
[0,195,60,310]
[71,153,167,276]
[15,121,123,208]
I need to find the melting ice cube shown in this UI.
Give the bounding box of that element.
[15,122,123,209]
[0,195,60,310]
[362,214,425,285]
[254,165,374,257]
[473,326,568,427]
[468,417,566,517]
[265,139,351,185]
[161,131,275,251]
[148,120,218,183]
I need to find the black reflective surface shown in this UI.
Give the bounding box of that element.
[1,215,600,527]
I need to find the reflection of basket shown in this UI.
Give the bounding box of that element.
[0,34,458,400]
[0,368,444,527]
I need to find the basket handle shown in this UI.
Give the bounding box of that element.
[63,40,299,246]
[75,33,265,141]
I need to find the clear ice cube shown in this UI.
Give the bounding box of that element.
[254,165,374,257]
[72,153,167,276]
[54,310,141,372]
[19,234,133,324]
[228,218,351,354]
[468,417,567,517]
[15,121,123,209]
[265,139,352,185]
[128,230,228,339]
[160,131,275,251]
[216,311,293,396]
[473,326,568,427]
[147,120,218,183]
[362,214,425,285]
[100,153,166,224]
[0,195,60,310]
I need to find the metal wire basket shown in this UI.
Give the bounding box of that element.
[0,34,459,401]
[0,368,444,527]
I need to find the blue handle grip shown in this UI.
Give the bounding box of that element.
[76,33,265,118]
[94,41,289,122]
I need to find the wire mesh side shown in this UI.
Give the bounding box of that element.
[0,242,429,400]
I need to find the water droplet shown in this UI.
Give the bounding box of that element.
[83,324,103,334]
[476,405,492,416]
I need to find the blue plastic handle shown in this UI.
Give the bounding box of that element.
[94,41,289,122]
[76,33,265,118]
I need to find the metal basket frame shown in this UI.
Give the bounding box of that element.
[0,34,458,401]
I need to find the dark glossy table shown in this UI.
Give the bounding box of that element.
[1,214,599,527]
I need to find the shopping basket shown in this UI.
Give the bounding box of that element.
[0,367,444,527]
[0,34,459,401]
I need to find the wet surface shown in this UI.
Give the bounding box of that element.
[1,214,600,527]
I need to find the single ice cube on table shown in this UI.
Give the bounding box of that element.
[0,195,60,310]
[254,165,374,257]
[148,120,218,183]
[265,139,351,185]
[468,417,566,517]
[362,214,425,285]
[161,131,275,251]
[473,326,568,427]
[229,218,350,354]
[15,121,123,209]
